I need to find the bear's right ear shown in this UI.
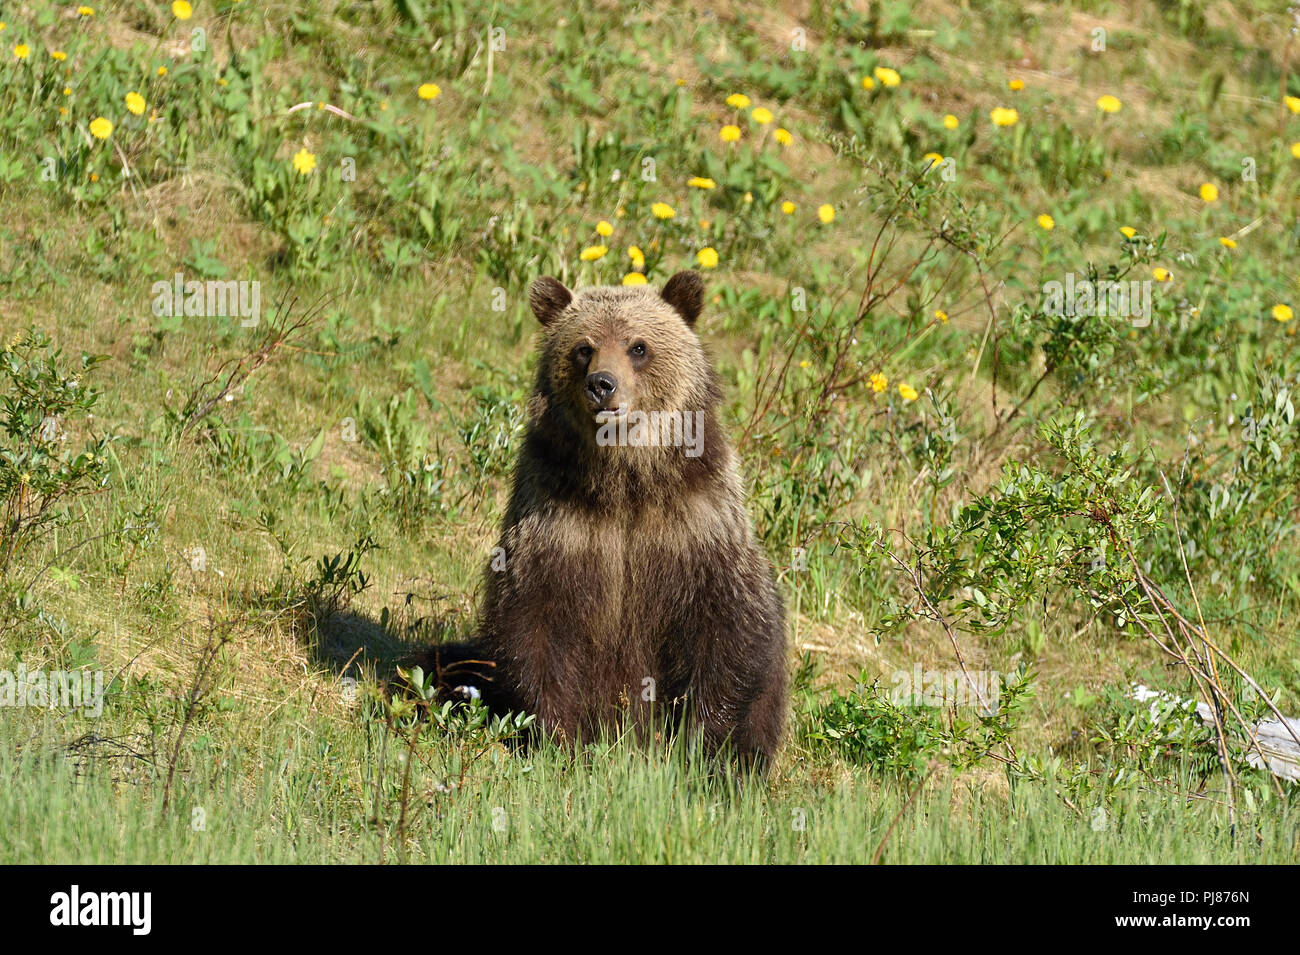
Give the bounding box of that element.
[529,276,573,326]
[661,270,704,327]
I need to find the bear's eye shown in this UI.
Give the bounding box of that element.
[628,342,647,359]
[574,345,594,363]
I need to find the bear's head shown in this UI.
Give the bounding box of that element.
[527,272,720,446]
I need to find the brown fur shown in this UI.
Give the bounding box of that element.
[423,272,787,764]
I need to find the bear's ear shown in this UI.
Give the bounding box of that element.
[661,270,705,327]
[529,276,573,326]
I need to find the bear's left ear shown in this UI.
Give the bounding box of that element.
[529,276,573,326]
[661,270,704,327]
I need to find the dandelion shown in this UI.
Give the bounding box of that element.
[125,92,146,116]
[725,93,750,109]
[1286,95,1300,114]
[1218,237,1237,249]
[1119,226,1137,239]
[580,245,608,261]
[943,114,959,130]
[687,177,716,189]
[774,127,792,145]
[292,148,316,175]
[780,201,795,215]
[934,310,948,323]
[622,273,647,286]
[13,43,30,59]
[1291,142,1300,159]
[898,383,919,402]
[596,220,613,237]
[50,50,67,61]
[874,66,901,87]
[921,152,944,170]
[62,87,71,96]
[1198,182,1218,202]
[1036,213,1055,230]
[743,191,753,204]
[870,373,888,393]
[651,202,676,220]
[751,107,774,125]
[1152,267,1172,283]
[628,246,645,267]
[416,83,443,102]
[861,76,875,90]
[719,124,741,143]
[172,1,193,19]
[817,204,834,224]
[990,107,1019,127]
[88,117,112,139]
[157,66,168,76]
[1272,304,1294,322]
[77,7,94,17]
[1008,78,1024,91]
[1096,95,1122,113]
[697,247,719,268]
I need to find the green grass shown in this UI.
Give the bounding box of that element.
[1,0,1299,863]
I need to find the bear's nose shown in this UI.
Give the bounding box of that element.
[585,371,618,406]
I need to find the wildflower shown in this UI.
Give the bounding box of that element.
[1218,237,1237,249]
[1119,226,1137,239]
[125,92,146,116]
[751,106,774,124]
[898,383,919,401]
[942,114,959,130]
[1291,142,1300,159]
[172,1,193,19]
[580,245,608,261]
[51,50,67,61]
[921,152,943,170]
[1096,95,1122,113]
[934,310,948,323]
[13,43,30,59]
[651,202,675,219]
[743,191,753,204]
[157,66,168,76]
[687,177,716,189]
[1008,78,1024,91]
[1286,95,1300,114]
[417,83,441,100]
[774,127,792,145]
[1272,304,1294,322]
[870,373,888,393]
[292,148,316,175]
[725,93,750,109]
[1152,267,1172,282]
[874,66,901,87]
[77,7,94,16]
[861,76,875,90]
[780,201,795,215]
[697,247,719,268]
[1198,182,1218,202]
[88,116,112,139]
[817,204,834,224]
[990,107,1019,127]
[719,124,741,143]
[595,220,613,237]
[622,273,647,286]
[1036,213,1055,230]
[628,246,645,267]
[63,87,71,96]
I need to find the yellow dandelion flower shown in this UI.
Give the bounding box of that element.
[861,76,875,90]
[1008,78,1025,91]
[1218,237,1237,249]
[934,309,948,323]
[292,148,316,175]
[651,202,676,220]
[697,247,719,268]
[77,7,94,16]
[1291,142,1300,159]
[1271,304,1294,322]
[990,107,1019,127]
[870,373,888,393]
[1036,213,1055,230]
[898,383,919,402]
[157,66,168,76]
[172,0,193,20]
[58,106,68,117]
[62,87,71,96]
[725,93,751,109]
[774,127,792,145]
[13,43,30,59]
[125,92,146,116]
[1152,267,1172,283]
[50,50,67,61]
[88,116,112,139]
[942,113,959,130]
[622,272,647,286]
[1198,182,1218,202]
[817,204,835,224]
[595,220,613,237]
[874,66,901,87]
[780,201,795,215]
[743,191,753,204]
[628,246,645,266]
[579,245,608,261]
[719,124,741,143]
[1096,95,1122,114]
[1120,226,1137,239]
[921,152,943,170]
[687,177,716,189]
[751,106,774,124]
[418,83,441,100]
[1286,95,1300,114]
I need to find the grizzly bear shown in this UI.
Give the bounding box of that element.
[421,271,787,764]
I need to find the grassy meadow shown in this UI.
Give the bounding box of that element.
[1,0,1299,864]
